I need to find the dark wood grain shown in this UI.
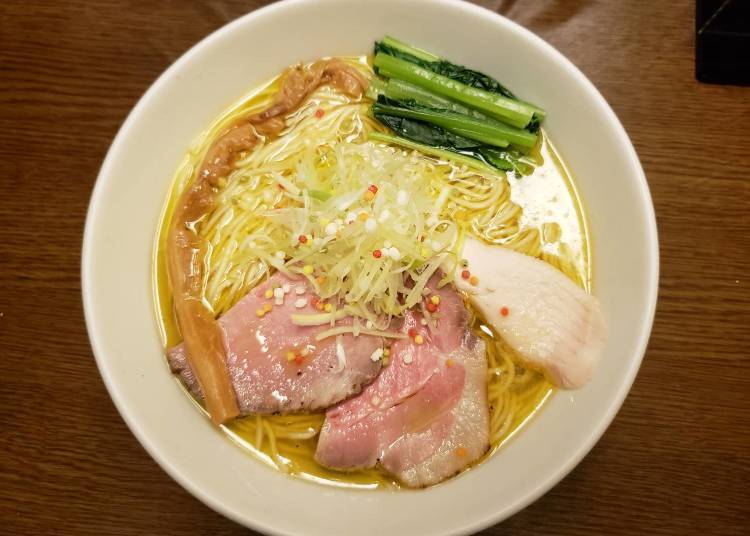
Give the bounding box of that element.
[1,1,748,534]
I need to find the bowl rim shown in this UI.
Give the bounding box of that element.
[81,0,659,534]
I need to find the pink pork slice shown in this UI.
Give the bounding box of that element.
[167,273,383,414]
[315,277,489,487]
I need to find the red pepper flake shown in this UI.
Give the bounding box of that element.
[372,249,382,258]
[314,108,325,119]
[368,184,379,194]
[408,327,418,338]
[461,270,471,280]
[298,235,308,244]
[500,306,509,317]
[294,354,304,365]
[455,447,468,458]
[277,184,285,190]
[419,235,425,242]
[426,302,438,313]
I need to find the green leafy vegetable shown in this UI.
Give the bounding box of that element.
[369,36,546,175]
[373,53,536,129]
[478,147,537,175]
[383,79,500,123]
[365,77,387,101]
[371,107,536,175]
[376,36,440,63]
[373,111,481,150]
[374,37,515,99]
[374,36,545,131]
[374,96,537,148]
[373,101,510,148]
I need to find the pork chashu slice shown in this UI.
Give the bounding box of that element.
[315,276,489,487]
[168,272,383,415]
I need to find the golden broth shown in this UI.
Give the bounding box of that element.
[153,57,590,489]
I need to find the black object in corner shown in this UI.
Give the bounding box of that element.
[696,0,750,85]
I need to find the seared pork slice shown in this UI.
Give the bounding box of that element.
[168,273,383,414]
[315,278,489,487]
[453,237,606,389]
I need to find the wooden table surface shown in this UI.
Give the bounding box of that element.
[2,0,748,534]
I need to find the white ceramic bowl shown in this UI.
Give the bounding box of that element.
[82,0,658,534]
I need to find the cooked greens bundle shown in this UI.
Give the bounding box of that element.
[368,36,545,175]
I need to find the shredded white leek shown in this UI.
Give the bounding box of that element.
[196,70,538,322]
[315,326,408,342]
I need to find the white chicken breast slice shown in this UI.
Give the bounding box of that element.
[452,237,606,388]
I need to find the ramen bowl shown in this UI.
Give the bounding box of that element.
[81,0,658,534]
